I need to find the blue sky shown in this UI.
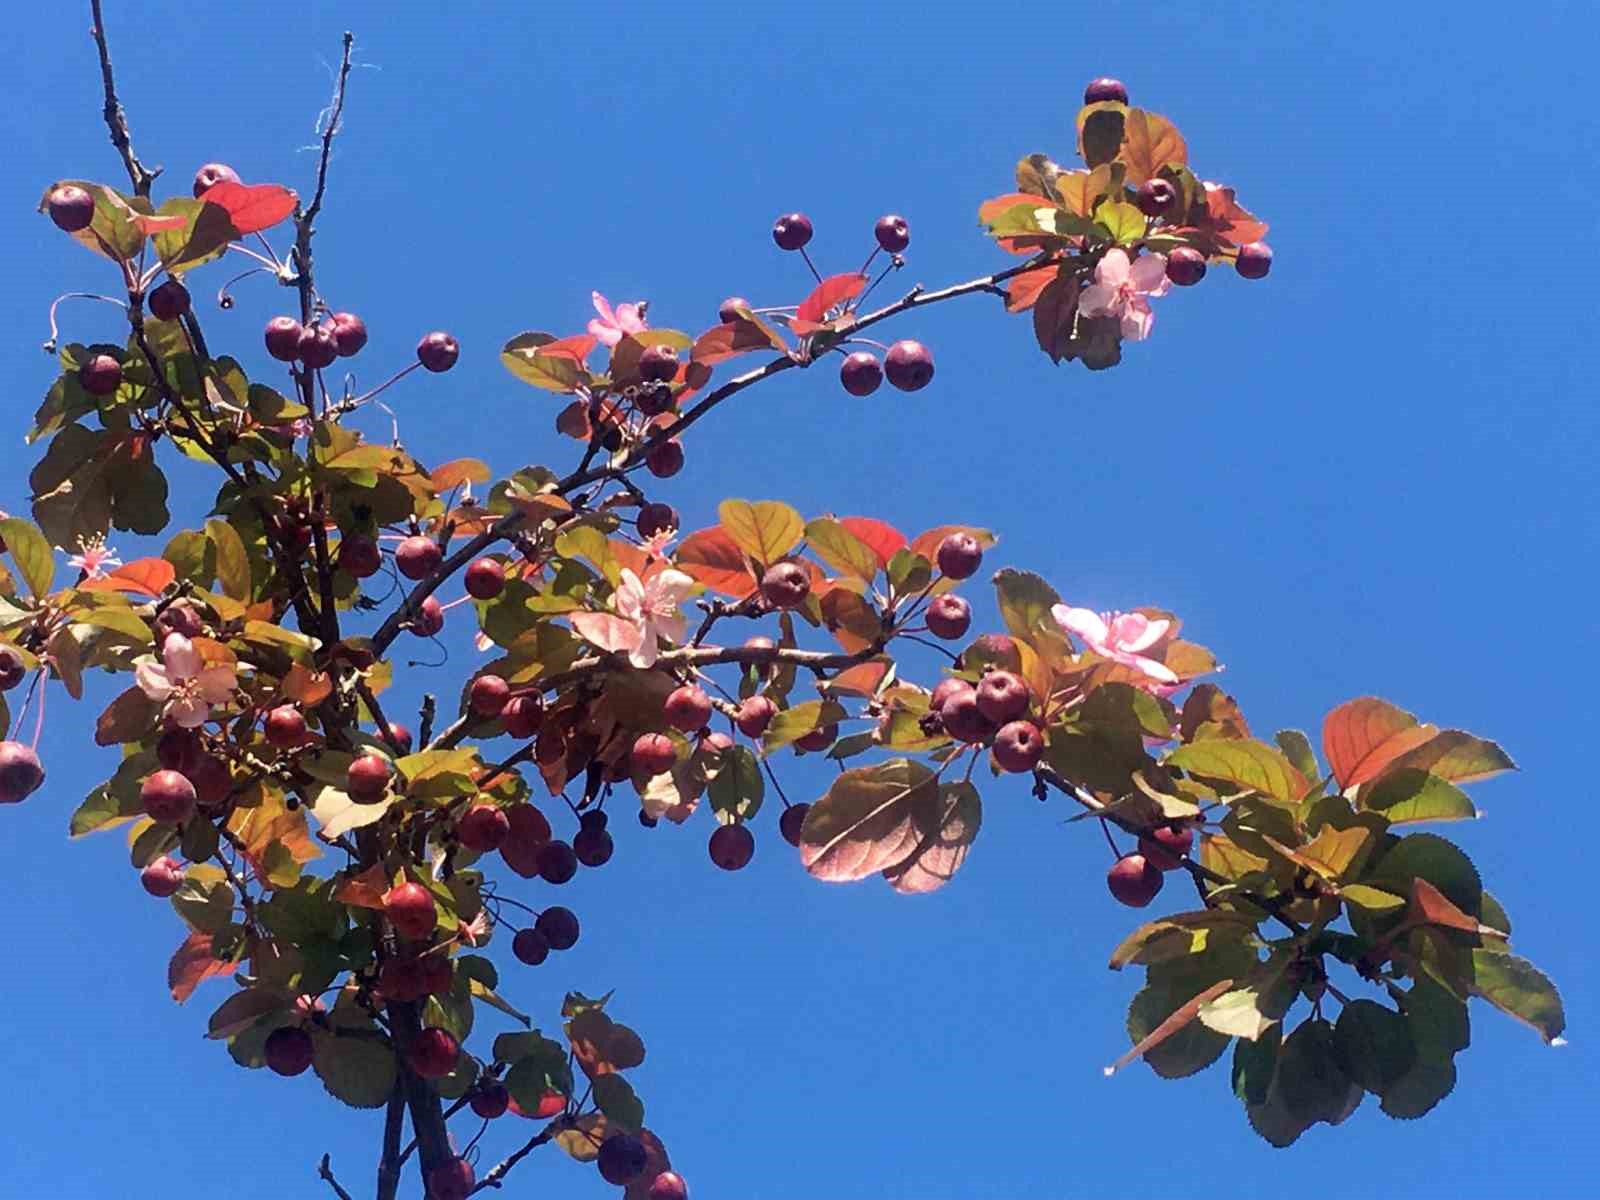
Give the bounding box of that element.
[1,2,1593,1197]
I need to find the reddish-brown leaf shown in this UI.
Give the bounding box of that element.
[1117,109,1188,185]
[199,181,298,235]
[1406,878,1493,936]
[536,334,598,362]
[673,527,756,597]
[1005,265,1058,313]
[429,458,492,491]
[825,660,890,698]
[555,400,591,440]
[1323,697,1431,789]
[837,517,906,567]
[1202,184,1268,246]
[819,586,884,654]
[333,864,390,910]
[1032,276,1081,362]
[79,556,176,597]
[908,524,997,561]
[794,272,867,325]
[978,191,1054,255]
[281,664,333,706]
[95,686,161,746]
[168,932,237,1003]
[690,317,787,366]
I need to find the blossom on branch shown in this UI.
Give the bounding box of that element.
[66,534,122,580]
[1078,249,1169,341]
[1051,605,1177,685]
[570,567,694,669]
[135,633,238,728]
[587,291,647,348]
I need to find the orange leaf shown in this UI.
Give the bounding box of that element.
[1055,167,1114,217]
[837,517,906,567]
[1005,266,1059,313]
[909,524,997,561]
[333,864,390,910]
[430,458,492,491]
[978,191,1051,256]
[1117,109,1187,185]
[690,317,787,366]
[1406,878,1490,936]
[826,660,889,698]
[795,273,867,324]
[133,212,187,234]
[537,334,598,362]
[199,181,298,235]
[282,663,333,706]
[673,527,755,597]
[1323,697,1433,789]
[169,932,237,1003]
[555,400,591,441]
[1203,184,1268,247]
[79,556,176,597]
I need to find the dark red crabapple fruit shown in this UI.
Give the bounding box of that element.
[1135,178,1177,218]
[1236,241,1273,279]
[457,803,511,853]
[1139,824,1195,871]
[80,354,122,396]
[1165,246,1207,287]
[1107,854,1164,907]
[336,534,382,578]
[383,723,414,753]
[598,1133,651,1186]
[469,674,511,718]
[264,1026,315,1077]
[874,213,910,253]
[192,162,240,197]
[779,802,810,847]
[295,324,339,369]
[1083,77,1128,105]
[637,503,678,540]
[965,633,1020,672]
[414,596,445,637]
[925,593,972,640]
[535,906,580,951]
[760,561,810,609]
[378,957,427,1003]
[427,1159,475,1200]
[141,769,197,824]
[148,279,191,321]
[513,927,551,966]
[139,855,186,898]
[0,742,45,804]
[709,823,755,871]
[394,535,442,580]
[417,331,460,372]
[638,343,679,383]
[795,724,836,753]
[537,839,579,885]
[883,339,934,391]
[648,1171,691,1200]
[156,728,200,773]
[771,212,813,251]
[188,754,232,811]
[632,732,678,776]
[347,753,393,800]
[735,695,777,738]
[0,646,25,691]
[939,686,998,744]
[47,184,95,232]
[839,351,883,397]
[264,316,303,361]
[465,557,506,600]
[264,704,307,748]
[418,956,453,997]
[407,1028,460,1079]
[501,694,544,739]
[471,1082,510,1120]
[664,685,712,733]
[929,677,969,714]
[580,809,609,832]
[976,670,1031,724]
[647,439,685,478]
[328,312,368,357]
[383,881,437,940]
[718,296,749,323]
[936,532,983,580]
[574,826,614,867]
[993,720,1044,773]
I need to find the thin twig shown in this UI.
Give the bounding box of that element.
[316,1154,356,1200]
[469,1129,556,1193]
[88,0,159,196]
[292,31,356,327]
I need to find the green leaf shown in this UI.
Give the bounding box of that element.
[1340,883,1406,912]
[70,751,156,836]
[163,529,214,588]
[1467,951,1565,1043]
[501,332,591,392]
[1231,1023,1280,1106]
[312,1031,397,1109]
[206,518,251,601]
[717,499,804,567]
[707,745,764,822]
[505,1043,574,1110]
[591,1073,644,1134]
[1332,1000,1417,1093]
[0,518,55,596]
[1360,768,1476,824]
[1166,738,1308,805]
[1126,980,1231,1079]
[885,548,931,596]
[1378,1056,1456,1120]
[172,873,234,934]
[152,196,239,273]
[1274,729,1320,781]
[803,518,880,581]
[991,568,1063,649]
[761,699,846,753]
[1108,910,1258,970]
[207,986,293,1039]
[1276,1018,1354,1124]
[1093,199,1146,244]
[1388,731,1517,784]
[1365,833,1482,917]
[1404,974,1470,1062]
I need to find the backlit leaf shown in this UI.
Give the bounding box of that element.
[1467,951,1565,1043]
[1117,109,1188,185]
[78,556,174,598]
[1166,738,1308,805]
[690,317,787,365]
[881,781,982,895]
[1322,697,1431,789]
[312,1031,397,1109]
[0,518,54,596]
[794,272,867,325]
[799,759,939,883]
[198,181,297,235]
[717,499,804,567]
[674,526,755,597]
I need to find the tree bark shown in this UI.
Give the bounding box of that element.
[389,1000,453,1186]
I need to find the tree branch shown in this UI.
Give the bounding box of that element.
[292,31,356,329]
[88,0,159,196]
[376,1084,405,1200]
[316,1154,356,1200]
[469,1129,556,1193]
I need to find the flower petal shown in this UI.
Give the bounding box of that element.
[591,291,617,326]
[162,633,201,681]
[1114,650,1179,684]
[587,319,623,348]
[1121,616,1170,654]
[628,633,660,670]
[196,666,237,705]
[614,569,645,621]
[652,611,689,647]
[135,659,173,701]
[614,303,647,334]
[1052,605,1110,646]
[570,611,643,656]
[1078,283,1118,317]
[169,695,210,728]
[1120,300,1155,341]
[1129,253,1169,294]
[653,568,695,603]
[1095,248,1131,287]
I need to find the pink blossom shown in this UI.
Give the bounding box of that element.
[135,633,238,728]
[66,535,121,580]
[569,567,694,669]
[586,291,648,348]
[1051,605,1177,685]
[1078,249,1169,341]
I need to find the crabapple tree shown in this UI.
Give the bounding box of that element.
[1,6,1565,1199]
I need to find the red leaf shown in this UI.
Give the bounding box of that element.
[1201,184,1267,247]
[1031,276,1081,363]
[79,556,176,598]
[538,334,599,362]
[978,192,1054,256]
[168,932,237,1003]
[795,273,867,325]
[199,181,298,236]
[555,400,591,440]
[837,517,906,568]
[1005,266,1059,313]
[691,317,788,366]
[673,527,755,597]
[1322,697,1435,789]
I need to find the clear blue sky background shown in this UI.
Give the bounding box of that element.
[1,2,1593,1197]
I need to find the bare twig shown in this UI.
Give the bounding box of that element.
[88,0,159,196]
[316,1154,356,1200]
[469,1129,557,1193]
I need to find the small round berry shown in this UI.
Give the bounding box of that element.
[346,753,393,801]
[664,685,712,733]
[0,646,27,691]
[264,705,307,749]
[1138,824,1195,871]
[535,905,580,951]
[1107,854,1164,907]
[709,823,755,871]
[536,839,579,885]
[501,694,545,740]
[936,533,983,580]
[464,557,506,600]
[155,728,200,773]
[779,802,810,848]
[874,213,910,253]
[992,720,1044,773]
[471,1082,510,1120]
[406,1028,460,1079]
[760,561,810,610]
[336,535,382,579]
[597,1133,650,1187]
[646,439,685,478]
[631,732,678,777]
[1135,178,1177,218]
[417,331,460,372]
[925,594,971,640]
[394,535,442,581]
[469,674,511,718]
[883,340,934,391]
[939,686,997,744]
[140,855,186,898]
[1165,247,1207,287]
[296,325,339,370]
[47,185,95,232]
[637,503,679,540]
[636,381,676,417]
[80,354,122,397]
[718,297,749,323]
[735,695,777,738]
[1236,241,1273,279]
[772,212,813,251]
[413,596,445,637]
[458,803,511,853]
[1083,77,1129,105]
[328,312,368,357]
[975,670,1031,724]
[192,162,241,197]
[264,317,304,362]
[512,927,550,966]
[264,1026,315,1077]
[574,826,614,867]
[638,344,679,383]
[148,279,192,321]
[383,881,438,940]
[141,769,197,824]
[839,351,883,397]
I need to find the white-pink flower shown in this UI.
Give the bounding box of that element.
[135,633,238,728]
[586,291,648,348]
[1079,249,1169,341]
[66,535,121,580]
[569,567,694,669]
[1052,605,1177,684]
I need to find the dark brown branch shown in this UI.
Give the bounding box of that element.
[316,1154,356,1200]
[88,0,159,196]
[376,1085,405,1200]
[292,31,356,329]
[469,1129,557,1193]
